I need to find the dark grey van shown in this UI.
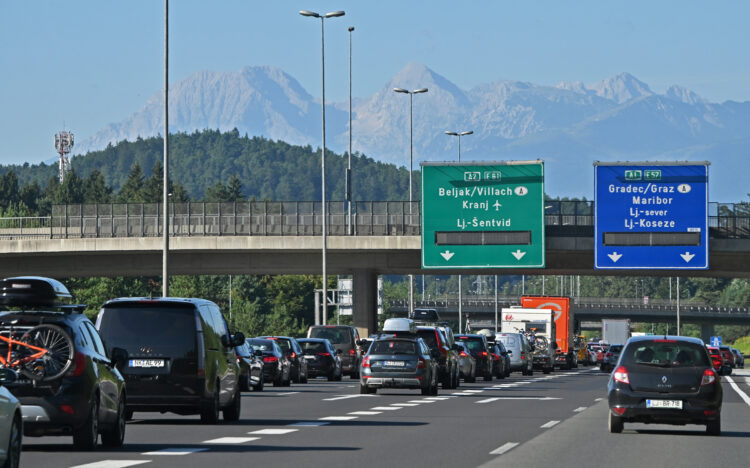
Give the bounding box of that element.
[96,297,245,424]
[307,325,361,378]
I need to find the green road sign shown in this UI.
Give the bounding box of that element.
[420,160,545,269]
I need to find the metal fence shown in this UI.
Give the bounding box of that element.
[0,201,747,239]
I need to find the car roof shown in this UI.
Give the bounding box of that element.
[103,297,216,306]
[626,335,705,346]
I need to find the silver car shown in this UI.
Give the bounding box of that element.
[0,369,21,468]
[497,332,534,375]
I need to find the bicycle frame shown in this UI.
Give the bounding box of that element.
[0,331,49,369]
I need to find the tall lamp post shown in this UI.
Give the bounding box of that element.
[347,26,354,236]
[393,87,428,318]
[445,130,474,332]
[300,9,345,325]
[163,0,170,298]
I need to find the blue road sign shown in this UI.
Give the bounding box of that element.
[710,336,722,347]
[594,162,709,270]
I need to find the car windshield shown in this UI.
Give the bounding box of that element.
[300,341,326,353]
[498,335,517,347]
[459,339,484,352]
[265,338,290,352]
[621,340,710,368]
[417,330,438,349]
[370,340,416,355]
[309,327,351,345]
[609,345,623,353]
[98,304,196,351]
[247,339,276,353]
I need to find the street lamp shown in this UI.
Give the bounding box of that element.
[347,26,355,236]
[393,86,428,319]
[300,9,345,325]
[163,0,170,298]
[445,130,473,333]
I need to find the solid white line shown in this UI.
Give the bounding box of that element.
[348,411,382,416]
[371,406,402,411]
[277,392,300,395]
[319,416,358,421]
[463,390,485,393]
[288,421,330,427]
[424,397,450,400]
[725,376,750,407]
[408,400,436,403]
[323,394,372,401]
[489,442,519,455]
[143,448,207,456]
[540,420,560,429]
[70,462,151,468]
[476,398,501,404]
[391,403,419,406]
[249,429,299,435]
[451,392,475,396]
[203,437,260,444]
[573,406,588,412]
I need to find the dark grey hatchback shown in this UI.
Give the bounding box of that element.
[607,336,722,435]
[359,337,440,395]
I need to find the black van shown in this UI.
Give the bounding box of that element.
[96,297,245,424]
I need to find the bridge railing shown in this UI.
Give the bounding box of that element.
[0,201,747,239]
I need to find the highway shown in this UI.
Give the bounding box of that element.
[20,367,750,468]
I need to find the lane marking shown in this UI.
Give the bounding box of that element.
[391,403,419,407]
[70,462,151,468]
[408,400,436,403]
[540,420,560,429]
[725,376,750,407]
[489,442,519,455]
[424,397,450,400]
[323,394,374,401]
[595,398,604,402]
[319,416,358,421]
[371,406,402,411]
[288,421,330,427]
[451,392,475,396]
[475,396,561,401]
[203,437,260,444]
[476,398,500,404]
[463,390,485,393]
[142,448,208,456]
[277,392,300,395]
[348,411,382,416]
[574,406,588,412]
[249,429,299,435]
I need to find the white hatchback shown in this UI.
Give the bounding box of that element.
[0,369,21,468]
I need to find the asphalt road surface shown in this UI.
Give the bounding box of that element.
[19,367,750,468]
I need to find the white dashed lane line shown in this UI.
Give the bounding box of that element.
[319,416,358,421]
[476,398,500,404]
[391,403,419,407]
[70,462,151,468]
[540,420,560,429]
[573,406,588,412]
[288,421,330,427]
[203,437,260,444]
[348,411,382,415]
[370,406,402,411]
[408,400,436,403]
[323,394,374,401]
[725,376,750,407]
[142,448,208,456]
[249,429,299,435]
[489,442,519,455]
[277,392,300,396]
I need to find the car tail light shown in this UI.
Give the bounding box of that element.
[613,366,629,384]
[704,410,717,416]
[654,339,677,343]
[417,358,426,369]
[606,353,613,357]
[263,356,278,363]
[362,356,371,368]
[701,368,717,386]
[60,405,75,415]
[612,407,626,416]
[67,351,86,377]
[492,353,499,361]
[350,349,356,355]
[459,351,468,357]
[520,352,525,359]
[290,352,296,359]
[317,352,331,357]
[480,351,488,357]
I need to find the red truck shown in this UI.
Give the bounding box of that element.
[520,296,578,369]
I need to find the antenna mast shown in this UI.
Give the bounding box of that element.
[54,131,74,182]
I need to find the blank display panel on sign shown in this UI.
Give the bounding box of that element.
[602,232,701,247]
[435,231,531,246]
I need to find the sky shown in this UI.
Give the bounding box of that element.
[1,1,749,167]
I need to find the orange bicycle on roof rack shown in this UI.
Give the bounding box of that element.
[0,323,74,381]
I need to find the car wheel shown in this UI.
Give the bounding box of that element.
[608,411,624,434]
[3,412,21,468]
[223,388,241,422]
[240,373,250,392]
[73,398,99,450]
[253,373,264,392]
[328,370,336,381]
[301,369,308,384]
[706,416,721,436]
[543,367,551,374]
[359,383,369,394]
[431,376,439,395]
[273,372,283,387]
[125,409,134,421]
[420,384,431,395]
[200,387,220,424]
[484,368,492,381]
[101,397,126,447]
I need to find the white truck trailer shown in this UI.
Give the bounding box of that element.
[602,319,631,345]
[501,308,556,374]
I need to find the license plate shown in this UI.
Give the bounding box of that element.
[129,359,165,368]
[646,399,682,409]
[383,360,405,367]
[304,355,316,359]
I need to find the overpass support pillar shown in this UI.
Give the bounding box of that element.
[700,323,714,343]
[353,270,379,337]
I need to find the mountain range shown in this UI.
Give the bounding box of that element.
[74,63,750,201]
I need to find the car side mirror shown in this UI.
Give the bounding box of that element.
[0,368,17,385]
[232,332,246,347]
[452,344,460,351]
[336,349,343,355]
[254,349,264,357]
[110,347,128,368]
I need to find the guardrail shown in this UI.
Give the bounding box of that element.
[0,200,747,239]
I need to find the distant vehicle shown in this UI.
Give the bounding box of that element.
[575,335,590,365]
[602,319,630,346]
[307,325,361,378]
[0,369,21,468]
[502,308,556,374]
[417,326,459,389]
[455,342,476,383]
[706,346,723,371]
[488,343,508,379]
[455,334,493,381]
[521,296,579,369]
[259,336,308,383]
[2,277,126,449]
[730,348,744,368]
[496,332,533,375]
[359,335,439,395]
[410,308,440,322]
[601,344,624,373]
[247,338,291,387]
[235,342,264,391]
[608,336,723,435]
[718,346,736,369]
[297,338,342,381]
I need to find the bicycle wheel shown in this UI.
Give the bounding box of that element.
[20,324,75,381]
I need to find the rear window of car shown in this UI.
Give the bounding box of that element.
[248,339,276,353]
[458,338,484,352]
[98,304,196,351]
[300,341,326,353]
[370,340,416,355]
[498,335,517,347]
[621,340,710,368]
[609,345,623,353]
[309,327,352,346]
[264,338,290,352]
[417,329,439,349]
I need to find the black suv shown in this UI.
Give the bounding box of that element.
[307,325,361,378]
[258,336,308,383]
[96,297,245,424]
[0,277,127,450]
[416,326,460,389]
[455,334,493,382]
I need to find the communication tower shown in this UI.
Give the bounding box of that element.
[54,131,74,182]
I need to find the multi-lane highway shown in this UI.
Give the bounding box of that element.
[20,367,750,468]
